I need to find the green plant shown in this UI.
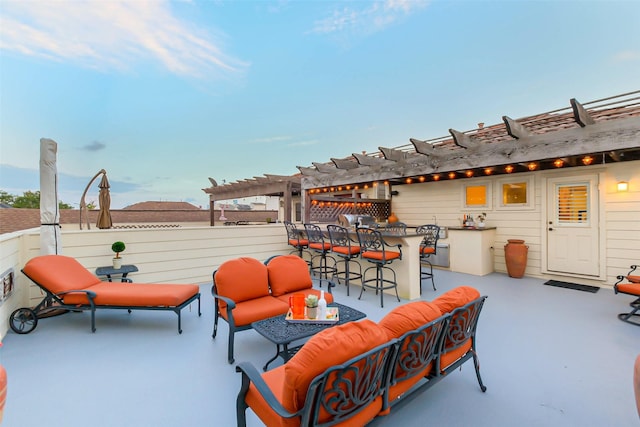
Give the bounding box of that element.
[305,294,318,308]
[111,241,126,258]
[476,212,487,222]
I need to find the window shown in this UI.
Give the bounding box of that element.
[463,182,491,209]
[497,175,534,210]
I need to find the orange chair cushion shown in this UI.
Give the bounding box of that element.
[332,246,361,256]
[420,246,436,255]
[283,320,388,417]
[0,364,6,423]
[22,255,102,294]
[289,238,309,247]
[628,275,640,284]
[219,296,289,327]
[309,242,331,251]
[617,282,640,297]
[361,251,401,261]
[62,282,199,307]
[440,339,473,372]
[432,286,481,314]
[267,255,313,297]
[245,366,289,427]
[215,257,271,305]
[379,301,442,340]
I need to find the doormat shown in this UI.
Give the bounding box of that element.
[543,280,600,293]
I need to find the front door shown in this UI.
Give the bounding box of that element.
[547,175,600,276]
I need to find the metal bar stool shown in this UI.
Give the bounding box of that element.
[304,223,337,288]
[327,224,362,296]
[284,221,311,263]
[416,224,440,293]
[356,227,402,307]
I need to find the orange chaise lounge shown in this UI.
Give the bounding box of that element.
[12,255,201,334]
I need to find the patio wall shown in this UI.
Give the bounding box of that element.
[0,224,290,339]
[390,160,640,286]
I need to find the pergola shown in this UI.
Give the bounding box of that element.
[296,91,640,222]
[202,174,302,225]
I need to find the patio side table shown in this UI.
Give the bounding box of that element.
[95,265,138,283]
[252,302,366,371]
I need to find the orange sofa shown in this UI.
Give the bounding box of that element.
[15,255,201,334]
[212,255,334,364]
[235,286,487,426]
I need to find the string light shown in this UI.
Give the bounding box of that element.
[505,165,514,173]
[432,174,441,181]
[419,176,426,182]
[527,162,538,171]
[405,177,413,184]
[465,170,474,178]
[582,156,593,165]
[553,159,564,168]
[484,168,493,175]
[448,172,456,179]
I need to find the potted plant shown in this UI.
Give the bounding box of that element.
[111,241,126,269]
[305,294,318,319]
[476,213,487,228]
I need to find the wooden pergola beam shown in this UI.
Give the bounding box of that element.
[313,162,338,173]
[502,116,532,139]
[331,157,360,170]
[449,129,479,149]
[352,152,390,166]
[571,98,595,127]
[410,138,441,156]
[379,146,408,161]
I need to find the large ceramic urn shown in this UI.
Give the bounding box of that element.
[504,239,528,278]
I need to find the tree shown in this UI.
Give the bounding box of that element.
[0,190,73,209]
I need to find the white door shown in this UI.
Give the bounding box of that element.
[547,175,599,276]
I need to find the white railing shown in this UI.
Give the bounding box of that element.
[0,224,290,339]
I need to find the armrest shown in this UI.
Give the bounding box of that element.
[57,290,97,307]
[235,362,302,420]
[211,287,237,310]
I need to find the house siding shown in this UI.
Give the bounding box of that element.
[391,160,640,286]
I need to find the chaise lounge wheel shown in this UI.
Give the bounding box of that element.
[10,308,38,334]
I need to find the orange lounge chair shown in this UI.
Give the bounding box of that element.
[12,255,201,334]
[614,264,640,326]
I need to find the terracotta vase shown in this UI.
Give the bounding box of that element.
[504,239,528,278]
[388,212,398,223]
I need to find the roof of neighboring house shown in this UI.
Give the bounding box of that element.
[123,201,201,210]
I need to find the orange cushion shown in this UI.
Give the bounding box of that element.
[289,238,309,247]
[361,251,401,261]
[332,246,361,256]
[378,301,442,340]
[420,247,435,255]
[245,366,290,427]
[617,282,640,297]
[22,255,102,294]
[63,282,199,307]
[214,258,271,304]
[283,320,388,416]
[432,286,480,314]
[628,275,640,284]
[440,339,472,372]
[267,255,313,297]
[218,296,289,327]
[309,242,330,251]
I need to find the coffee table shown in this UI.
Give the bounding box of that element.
[252,302,366,371]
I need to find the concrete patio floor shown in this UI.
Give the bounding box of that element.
[1,268,638,426]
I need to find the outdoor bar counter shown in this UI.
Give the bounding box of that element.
[442,226,497,276]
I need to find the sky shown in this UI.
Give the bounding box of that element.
[1,0,639,209]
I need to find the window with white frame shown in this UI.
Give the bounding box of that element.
[496,175,534,210]
[462,181,491,210]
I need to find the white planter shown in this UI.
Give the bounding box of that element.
[113,258,123,269]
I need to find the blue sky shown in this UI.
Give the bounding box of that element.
[1,0,639,209]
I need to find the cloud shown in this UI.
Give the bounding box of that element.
[310,0,429,36]
[251,136,293,144]
[83,141,106,152]
[0,0,248,79]
[613,50,640,62]
[287,140,318,147]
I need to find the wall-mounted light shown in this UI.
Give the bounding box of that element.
[582,156,594,166]
[553,159,564,168]
[505,165,514,173]
[617,181,629,192]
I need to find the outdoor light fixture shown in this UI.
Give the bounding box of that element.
[448,172,456,179]
[527,162,538,171]
[465,170,474,177]
[505,165,514,173]
[419,176,426,182]
[405,177,413,184]
[553,159,564,168]
[617,181,629,192]
[432,174,441,181]
[582,156,594,165]
[484,168,493,175]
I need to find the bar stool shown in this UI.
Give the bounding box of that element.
[356,227,402,308]
[284,221,311,263]
[304,223,337,288]
[380,222,407,235]
[327,224,362,296]
[416,224,440,293]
